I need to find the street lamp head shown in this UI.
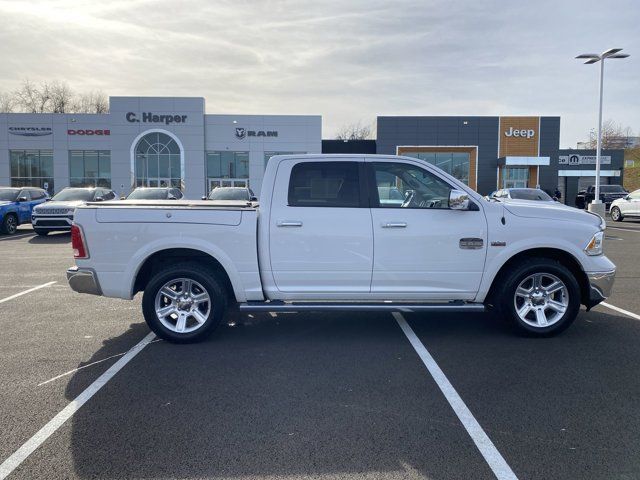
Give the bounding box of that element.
[584,58,600,64]
[576,53,600,59]
[608,53,630,59]
[602,48,623,57]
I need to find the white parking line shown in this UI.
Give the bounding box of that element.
[601,302,640,321]
[0,331,156,480]
[0,233,35,241]
[607,226,640,233]
[0,281,57,305]
[394,312,518,480]
[37,339,163,386]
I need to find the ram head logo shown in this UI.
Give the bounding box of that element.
[235,127,246,139]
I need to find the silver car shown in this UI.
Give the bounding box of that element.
[31,187,116,236]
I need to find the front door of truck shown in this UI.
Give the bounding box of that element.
[367,160,487,299]
[268,159,373,294]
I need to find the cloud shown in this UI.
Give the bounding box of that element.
[0,0,637,145]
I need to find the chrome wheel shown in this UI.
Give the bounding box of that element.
[514,273,569,328]
[611,207,621,221]
[4,215,17,234]
[154,278,211,333]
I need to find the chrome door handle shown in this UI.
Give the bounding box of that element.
[382,222,407,228]
[277,220,303,227]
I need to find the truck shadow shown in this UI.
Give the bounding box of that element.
[62,309,640,479]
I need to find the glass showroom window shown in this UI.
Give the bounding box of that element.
[9,150,54,194]
[69,150,111,187]
[135,132,182,188]
[502,167,529,188]
[206,151,249,190]
[402,151,470,185]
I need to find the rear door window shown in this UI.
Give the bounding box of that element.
[288,162,362,208]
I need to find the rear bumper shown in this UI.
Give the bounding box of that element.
[585,269,616,309]
[67,266,102,296]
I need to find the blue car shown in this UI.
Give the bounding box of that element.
[0,187,50,235]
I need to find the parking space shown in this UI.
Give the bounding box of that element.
[0,222,639,479]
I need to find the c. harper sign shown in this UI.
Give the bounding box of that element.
[8,126,52,137]
[126,112,187,125]
[559,154,611,165]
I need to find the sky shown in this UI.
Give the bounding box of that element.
[0,0,638,147]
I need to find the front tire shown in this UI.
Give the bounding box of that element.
[1,214,18,235]
[142,262,227,343]
[497,258,580,336]
[610,206,623,222]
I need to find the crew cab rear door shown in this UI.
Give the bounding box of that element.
[366,159,487,299]
[268,159,373,294]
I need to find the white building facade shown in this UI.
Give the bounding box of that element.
[0,97,321,199]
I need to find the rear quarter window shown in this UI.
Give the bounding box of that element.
[288,162,361,208]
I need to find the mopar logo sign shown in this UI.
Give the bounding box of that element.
[126,112,187,125]
[559,154,611,165]
[9,126,52,137]
[235,127,278,139]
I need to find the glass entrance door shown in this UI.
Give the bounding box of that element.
[502,167,529,188]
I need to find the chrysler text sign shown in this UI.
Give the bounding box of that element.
[126,112,188,125]
[8,126,52,137]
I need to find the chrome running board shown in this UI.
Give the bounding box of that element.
[238,300,485,313]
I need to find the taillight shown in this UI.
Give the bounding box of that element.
[71,224,89,259]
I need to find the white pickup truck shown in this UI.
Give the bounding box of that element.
[67,154,616,342]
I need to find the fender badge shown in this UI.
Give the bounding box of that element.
[491,241,506,247]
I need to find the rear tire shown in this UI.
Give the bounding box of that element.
[34,228,49,236]
[496,258,581,337]
[142,262,227,343]
[610,206,623,222]
[1,214,18,235]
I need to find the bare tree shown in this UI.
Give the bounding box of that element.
[13,79,50,113]
[49,81,75,113]
[335,120,374,140]
[587,120,634,149]
[0,92,15,112]
[73,91,109,114]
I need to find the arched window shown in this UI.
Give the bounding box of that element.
[134,132,182,188]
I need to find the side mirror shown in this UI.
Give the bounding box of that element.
[625,195,631,201]
[45,198,51,202]
[94,196,104,202]
[120,196,126,200]
[250,196,258,202]
[16,196,28,202]
[201,196,208,201]
[168,195,177,200]
[449,189,470,210]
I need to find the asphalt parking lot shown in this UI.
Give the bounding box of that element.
[0,219,639,480]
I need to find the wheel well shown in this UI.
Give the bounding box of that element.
[486,248,590,307]
[133,248,235,302]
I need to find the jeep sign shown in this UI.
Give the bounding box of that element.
[504,127,535,138]
[126,112,187,125]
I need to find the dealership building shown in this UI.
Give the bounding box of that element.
[1,100,624,204]
[0,97,321,198]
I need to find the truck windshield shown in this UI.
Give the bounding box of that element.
[600,185,626,193]
[208,188,249,200]
[127,189,169,200]
[0,188,19,201]
[51,189,95,202]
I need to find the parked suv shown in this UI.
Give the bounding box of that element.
[0,187,49,235]
[575,184,628,210]
[32,187,116,235]
[489,188,555,202]
[610,189,640,222]
[126,187,183,200]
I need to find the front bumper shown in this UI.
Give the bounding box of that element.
[32,214,74,230]
[585,269,616,309]
[67,266,102,296]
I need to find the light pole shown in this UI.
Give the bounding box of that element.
[575,48,629,217]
